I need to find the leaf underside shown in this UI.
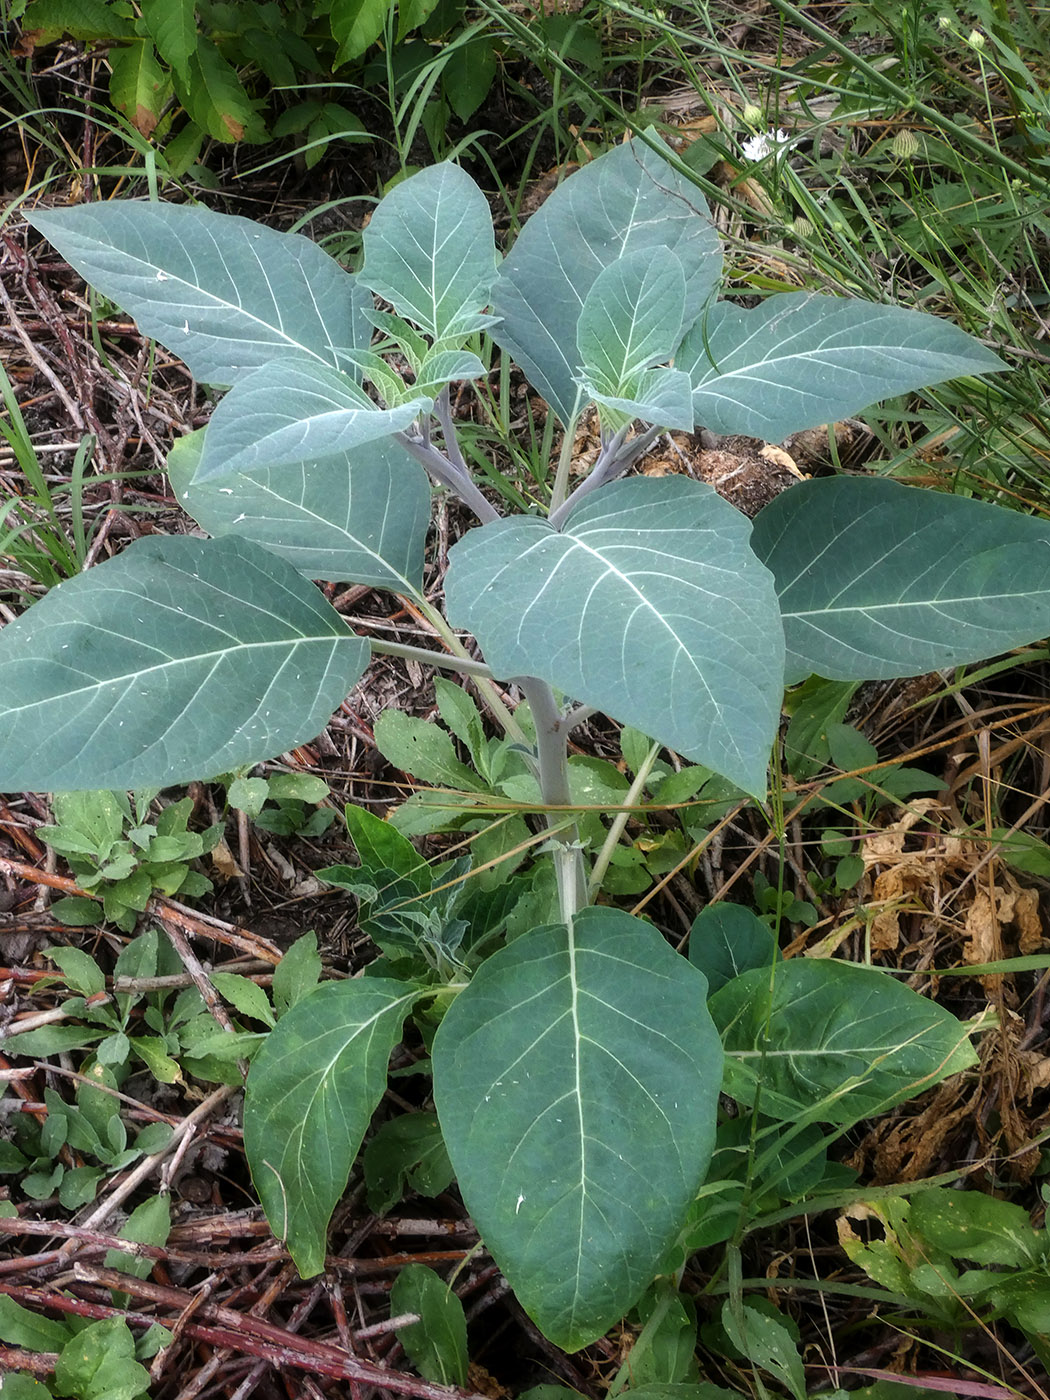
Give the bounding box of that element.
[433,908,722,1351]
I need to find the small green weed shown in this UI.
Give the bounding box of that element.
[39,791,221,932]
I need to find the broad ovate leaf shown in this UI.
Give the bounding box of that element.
[445,476,784,796]
[751,476,1050,684]
[26,202,371,386]
[194,361,429,482]
[678,292,1006,440]
[360,162,498,340]
[168,429,431,594]
[492,138,722,425]
[709,959,976,1124]
[0,535,367,792]
[244,979,421,1277]
[433,908,721,1350]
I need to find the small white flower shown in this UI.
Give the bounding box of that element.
[740,128,799,162]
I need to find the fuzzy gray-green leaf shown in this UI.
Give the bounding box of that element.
[0,535,367,792]
[751,477,1050,684]
[445,476,783,796]
[26,202,371,386]
[679,292,1005,440]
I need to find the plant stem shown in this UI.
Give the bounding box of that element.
[364,637,494,677]
[588,738,660,900]
[410,595,529,746]
[549,424,661,529]
[396,427,500,524]
[515,675,588,923]
[548,405,581,515]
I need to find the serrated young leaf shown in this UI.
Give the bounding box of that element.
[44,945,106,997]
[175,34,255,141]
[433,908,722,1351]
[141,0,195,75]
[193,361,429,482]
[0,534,369,791]
[211,972,276,1027]
[243,979,422,1276]
[577,249,686,396]
[108,38,169,138]
[433,677,488,774]
[361,163,498,340]
[26,203,370,388]
[446,476,784,797]
[492,138,722,425]
[678,292,1006,441]
[751,477,1050,684]
[168,429,430,595]
[55,1316,150,1400]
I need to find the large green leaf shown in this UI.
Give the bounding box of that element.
[492,139,722,426]
[26,202,370,387]
[0,535,367,792]
[168,429,431,593]
[360,163,498,340]
[751,477,1050,685]
[677,292,1005,440]
[193,360,428,482]
[243,978,420,1278]
[445,476,784,796]
[433,908,722,1351]
[709,959,976,1124]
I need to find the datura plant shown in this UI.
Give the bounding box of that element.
[4,138,1048,1350]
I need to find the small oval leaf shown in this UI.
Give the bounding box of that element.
[244,979,421,1277]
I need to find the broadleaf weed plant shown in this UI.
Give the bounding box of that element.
[3,136,1049,1350]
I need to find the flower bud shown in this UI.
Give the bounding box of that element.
[742,104,763,127]
[967,28,986,49]
[892,129,919,159]
[790,217,814,239]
